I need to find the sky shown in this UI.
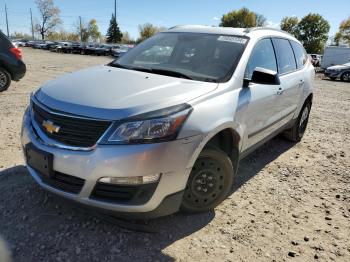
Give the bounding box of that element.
[0,0,349,39]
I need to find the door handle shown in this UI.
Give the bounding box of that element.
[277,87,284,95]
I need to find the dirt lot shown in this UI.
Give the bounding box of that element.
[0,48,349,262]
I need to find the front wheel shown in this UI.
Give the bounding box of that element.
[181,148,234,213]
[341,72,350,82]
[284,102,311,142]
[0,68,11,92]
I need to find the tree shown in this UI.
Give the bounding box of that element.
[280,16,299,37]
[296,13,330,53]
[137,23,164,43]
[88,19,101,42]
[34,0,62,40]
[47,30,79,41]
[335,17,350,46]
[76,18,89,42]
[121,31,135,44]
[11,32,32,39]
[220,8,256,28]
[255,13,267,27]
[106,14,122,43]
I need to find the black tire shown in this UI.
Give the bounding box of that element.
[181,148,234,213]
[284,102,311,142]
[340,72,350,82]
[0,68,11,92]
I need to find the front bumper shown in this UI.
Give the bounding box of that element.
[324,70,341,79]
[21,109,202,218]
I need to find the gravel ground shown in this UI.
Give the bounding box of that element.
[0,48,349,262]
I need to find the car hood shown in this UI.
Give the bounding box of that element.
[327,65,349,70]
[35,65,218,120]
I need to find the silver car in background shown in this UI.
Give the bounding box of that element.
[21,26,314,218]
[324,62,350,81]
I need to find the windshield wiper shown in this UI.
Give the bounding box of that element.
[109,63,195,80]
[133,67,195,80]
[108,62,132,70]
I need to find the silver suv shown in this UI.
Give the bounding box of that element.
[21,26,314,218]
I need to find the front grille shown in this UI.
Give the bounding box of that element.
[32,102,111,147]
[91,182,158,205]
[36,170,85,194]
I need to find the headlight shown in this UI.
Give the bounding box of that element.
[103,104,192,144]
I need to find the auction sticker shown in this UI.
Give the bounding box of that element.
[217,36,247,44]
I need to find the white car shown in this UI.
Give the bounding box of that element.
[21,26,314,218]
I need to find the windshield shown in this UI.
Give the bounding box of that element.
[111,32,248,82]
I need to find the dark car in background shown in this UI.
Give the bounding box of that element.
[324,62,350,81]
[112,45,133,58]
[0,31,26,92]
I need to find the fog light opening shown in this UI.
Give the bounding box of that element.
[99,173,161,185]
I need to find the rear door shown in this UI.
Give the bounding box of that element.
[271,38,302,128]
[242,38,282,151]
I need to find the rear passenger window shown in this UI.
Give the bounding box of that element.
[290,41,307,69]
[245,38,277,79]
[272,38,297,74]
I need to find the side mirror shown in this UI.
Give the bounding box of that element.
[248,67,280,85]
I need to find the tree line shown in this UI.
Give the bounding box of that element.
[10,1,350,53]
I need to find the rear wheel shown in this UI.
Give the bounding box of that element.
[284,102,311,142]
[341,72,350,82]
[0,68,11,92]
[181,148,234,213]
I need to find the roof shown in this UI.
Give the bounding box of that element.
[166,25,297,41]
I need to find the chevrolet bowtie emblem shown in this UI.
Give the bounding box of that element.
[42,120,60,134]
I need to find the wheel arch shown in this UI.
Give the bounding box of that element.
[186,124,242,174]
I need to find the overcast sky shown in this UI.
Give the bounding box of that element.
[0,0,349,39]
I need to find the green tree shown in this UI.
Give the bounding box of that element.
[220,7,256,28]
[106,14,122,43]
[34,0,62,40]
[335,17,350,46]
[280,16,299,37]
[296,13,330,53]
[137,23,164,43]
[88,19,101,42]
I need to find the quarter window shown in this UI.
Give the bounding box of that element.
[272,38,297,74]
[290,41,308,69]
[245,38,277,79]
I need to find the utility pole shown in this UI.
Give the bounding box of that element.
[30,8,34,40]
[114,0,117,22]
[5,4,9,37]
[79,16,83,42]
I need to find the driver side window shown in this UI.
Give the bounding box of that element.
[245,38,277,79]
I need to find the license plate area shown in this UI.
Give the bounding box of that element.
[25,143,53,177]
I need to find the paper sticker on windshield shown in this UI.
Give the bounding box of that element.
[217,36,247,44]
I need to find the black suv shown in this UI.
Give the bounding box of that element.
[0,31,26,92]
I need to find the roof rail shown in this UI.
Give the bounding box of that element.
[244,27,294,37]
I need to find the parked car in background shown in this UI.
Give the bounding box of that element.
[83,43,98,55]
[21,26,314,218]
[25,40,36,47]
[13,39,29,47]
[51,42,73,53]
[321,46,350,69]
[309,54,322,67]
[324,62,350,81]
[112,45,132,58]
[33,41,47,49]
[0,31,26,92]
[94,44,114,56]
